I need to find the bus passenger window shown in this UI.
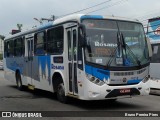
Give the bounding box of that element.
[4,41,8,58]
[47,26,64,55]
[34,32,46,55]
[6,40,14,57]
[14,37,24,57]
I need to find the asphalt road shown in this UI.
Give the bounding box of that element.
[0,71,160,120]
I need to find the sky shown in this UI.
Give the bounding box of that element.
[0,0,160,36]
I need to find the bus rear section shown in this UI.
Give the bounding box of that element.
[146,17,160,95]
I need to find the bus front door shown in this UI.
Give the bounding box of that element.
[67,27,78,95]
[26,38,34,89]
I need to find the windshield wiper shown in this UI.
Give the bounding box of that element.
[121,33,141,67]
[106,32,122,68]
[106,45,119,68]
[106,32,141,68]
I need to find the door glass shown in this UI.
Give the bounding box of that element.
[28,40,33,61]
[28,41,31,57]
[68,31,72,61]
[68,28,78,94]
[73,30,77,60]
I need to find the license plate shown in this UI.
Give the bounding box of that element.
[120,89,130,94]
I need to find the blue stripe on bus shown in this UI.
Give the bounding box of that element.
[37,22,53,30]
[85,65,142,84]
[38,56,51,85]
[81,15,103,20]
[127,79,142,84]
[85,65,110,81]
[6,60,23,74]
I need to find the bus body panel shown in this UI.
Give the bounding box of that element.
[3,14,151,101]
[81,66,150,100]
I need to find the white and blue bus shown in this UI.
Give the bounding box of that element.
[146,17,160,94]
[4,14,152,103]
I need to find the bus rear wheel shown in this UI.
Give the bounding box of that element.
[57,83,68,103]
[16,73,24,91]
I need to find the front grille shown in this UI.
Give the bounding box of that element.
[114,72,134,76]
[108,83,138,86]
[113,68,146,76]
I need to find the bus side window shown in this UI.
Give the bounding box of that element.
[78,37,83,70]
[4,41,7,58]
[7,41,10,57]
[34,31,46,55]
[6,40,14,57]
[14,37,24,57]
[47,26,64,55]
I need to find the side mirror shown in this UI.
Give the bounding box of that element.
[78,24,86,47]
[146,37,152,58]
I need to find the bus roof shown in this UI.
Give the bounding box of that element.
[5,14,140,40]
[54,14,139,24]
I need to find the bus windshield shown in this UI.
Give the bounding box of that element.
[82,19,149,68]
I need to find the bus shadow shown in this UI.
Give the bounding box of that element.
[29,89,144,110]
[67,98,144,110]
[9,85,144,110]
[9,85,56,99]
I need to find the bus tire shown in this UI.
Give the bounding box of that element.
[16,73,24,91]
[57,83,68,103]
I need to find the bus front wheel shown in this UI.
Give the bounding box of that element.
[16,73,24,91]
[57,83,68,103]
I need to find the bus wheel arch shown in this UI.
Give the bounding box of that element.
[52,72,68,103]
[15,70,24,91]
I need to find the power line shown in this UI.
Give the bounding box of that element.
[136,10,160,23]
[140,15,160,23]
[129,7,160,27]
[131,7,160,20]
[140,16,160,27]
[86,0,128,14]
[60,0,112,17]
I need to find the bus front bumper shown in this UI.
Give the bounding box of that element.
[84,79,150,100]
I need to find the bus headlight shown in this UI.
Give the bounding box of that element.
[142,75,150,83]
[86,74,105,86]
